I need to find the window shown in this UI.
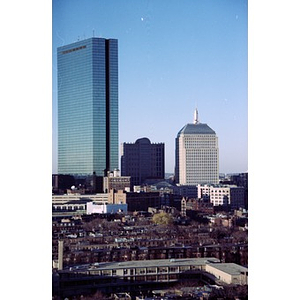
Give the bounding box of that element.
[158,267,167,273]
[147,267,156,274]
[169,267,178,273]
[136,268,146,275]
[62,45,87,55]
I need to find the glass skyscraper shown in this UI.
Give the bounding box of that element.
[57,37,118,176]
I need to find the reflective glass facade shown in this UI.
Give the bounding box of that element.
[57,38,118,176]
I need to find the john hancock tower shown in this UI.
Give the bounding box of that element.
[57,37,118,176]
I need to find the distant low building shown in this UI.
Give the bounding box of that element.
[86,202,127,214]
[52,199,91,215]
[103,169,131,193]
[52,173,104,194]
[52,174,75,193]
[54,257,220,298]
[52,190,126,205]
[198,184,245,209]
[52,190,127,216]
[52,200,128,216]
[182,198,214,214]
[220,173,248,209]
[126,192,160,212]
[205,263,248,285]
[54,258,247,298]
[174,185,198,198]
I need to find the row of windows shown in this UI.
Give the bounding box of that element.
[61,45,87,55]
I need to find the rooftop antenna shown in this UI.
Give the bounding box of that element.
[193,107,199,124]
[93,29,95,37]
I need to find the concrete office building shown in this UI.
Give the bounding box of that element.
[57,37,118,176]
[198,184,245,209]
[205,263,248,285]
[175,109,219,185]
[121,138,164,187]
[52,190,126,205]
[54,257,220,297]
[54,258,247,297]
[52,191,127,216]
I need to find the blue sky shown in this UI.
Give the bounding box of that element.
[52,0,248,174]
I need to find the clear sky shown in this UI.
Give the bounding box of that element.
[52,0,248,174]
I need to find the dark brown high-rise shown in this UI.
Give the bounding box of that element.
[121,138,165,187]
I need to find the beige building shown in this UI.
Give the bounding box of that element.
[175,109,219,185]
[52,190,126,205]
[108,189,127,204]
[103,170,131,192]
[52,193,108,204]
[205,263,248,285]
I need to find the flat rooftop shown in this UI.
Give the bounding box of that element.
[208,263,248,275]
[67,257,220,272]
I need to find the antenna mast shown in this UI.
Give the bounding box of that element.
[193,108,199,124]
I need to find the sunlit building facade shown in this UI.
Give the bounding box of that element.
[198,184,245,209]
[57,37,118,176]
[175,109,219,185]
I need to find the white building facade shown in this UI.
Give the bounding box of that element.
[205,263,248,285]
[52,190,126,205]
[86,202,127,214]
[175,109,219,185]
[198,184,245,209]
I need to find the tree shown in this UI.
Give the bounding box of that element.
[152,212,173,226]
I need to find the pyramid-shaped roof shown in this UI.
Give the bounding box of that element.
[177,123,216,136]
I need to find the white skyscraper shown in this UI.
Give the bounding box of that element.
[175,109,219,185]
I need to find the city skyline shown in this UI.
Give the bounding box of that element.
[52,0,248,174]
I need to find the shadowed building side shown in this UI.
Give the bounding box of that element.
[121,138,165,188]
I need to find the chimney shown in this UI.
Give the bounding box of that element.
[58,240,64,270]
